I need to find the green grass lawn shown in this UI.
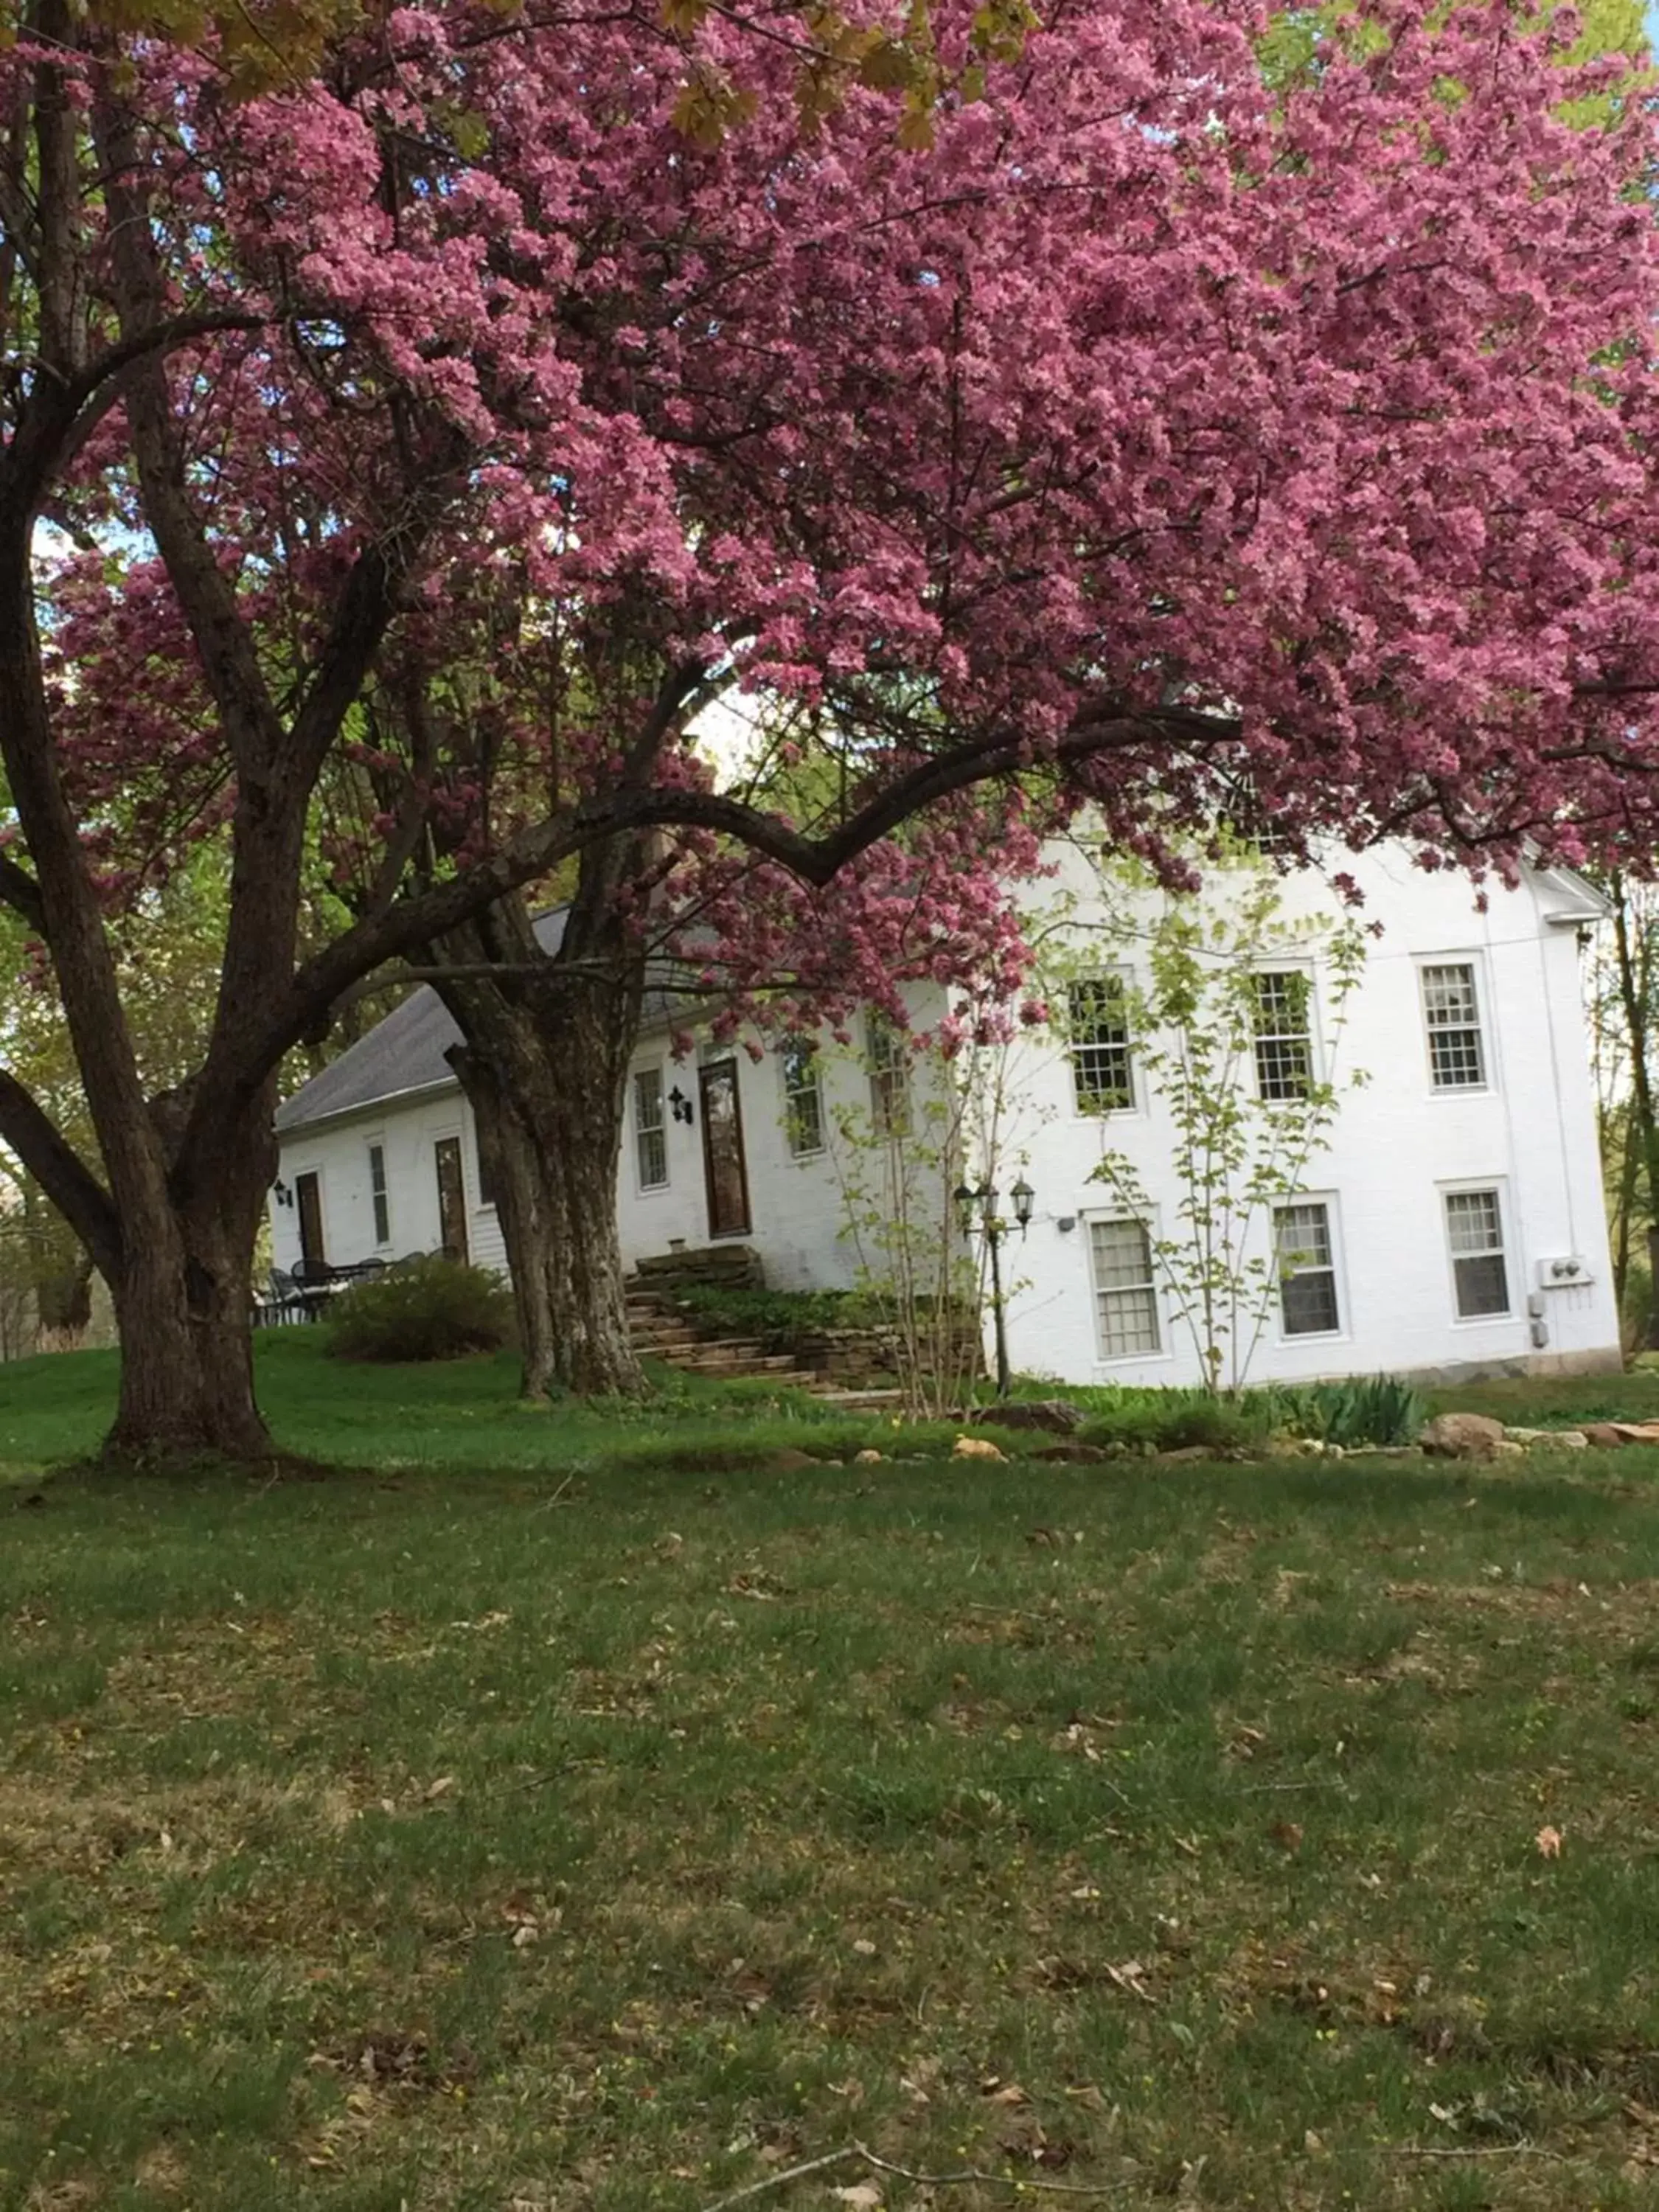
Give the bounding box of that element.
[6,1342,1659,2209]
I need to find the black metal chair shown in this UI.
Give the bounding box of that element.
[258,1266,306,1326]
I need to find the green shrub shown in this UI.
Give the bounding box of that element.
[1270,1374,1423,1449]
[325,1257,515,1363]
[1077,1387,1276,1456]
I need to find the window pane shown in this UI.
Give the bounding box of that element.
[1445,1189,1501,1254]
[1275,1202,1339,1335]
[1099,1287,1160,1357]
[1069,979,1133,1113]
[369,1144,391,1245]
[867,1017,911,1137]
[782,1039,824,1155]
[1274,1202,1331,1270]
[1090,1219,1160,1357]
[1423,964,1486,1088]
[1444,1189,1508,1317]
[1281,1270,1340,1335]
[1251,971,1312,1100]
[635,1070,667,1189]
[1454,1254,1510,1318]
[1091,1218,1150,1287]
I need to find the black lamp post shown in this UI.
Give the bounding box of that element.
[954,1175,1035,1397]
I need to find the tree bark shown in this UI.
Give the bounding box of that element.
[431,861,650,1399]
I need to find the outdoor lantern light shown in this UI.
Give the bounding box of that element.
[272,1179,293,1208]
[668,1085,695,1126]
[954,1173,1037,1399]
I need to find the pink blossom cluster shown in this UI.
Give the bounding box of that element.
[26,0,1659,1016]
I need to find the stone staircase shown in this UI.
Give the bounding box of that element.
[625,1281,827,1391]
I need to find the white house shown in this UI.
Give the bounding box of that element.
[271,844,1622,1386]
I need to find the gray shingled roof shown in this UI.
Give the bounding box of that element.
[275,909,699,1136]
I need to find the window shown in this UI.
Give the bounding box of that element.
[1274,1200,1340,1336]
[1090,1218,1161,1358]
[1422,962,1486,1090]
[1068,978,1133,1114]
[634,1068,668,1189]
[780,1037,824,1157]
[368,1143,391,1245]
[475,1127,498,1211]
[867,1014,911,1138]
[1250,970,1312,1101]
[1445,1188,1510,1318]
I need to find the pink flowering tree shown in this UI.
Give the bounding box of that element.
[5,0,1659,1455]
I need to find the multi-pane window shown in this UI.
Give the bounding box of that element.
[1250,970,1313,1101]
[633,1067,668,1189]
[780,1037,824,1157]
[1422,963,1486,1090]
[867,1015,911,1138]
[1445,1189,1509,1318]
[1274,1200,1340,1336]
[368,1143,391,1245]
[1090,1218,1161,1358]
[1068,978,1133,1114]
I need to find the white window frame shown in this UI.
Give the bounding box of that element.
[1419,956,1491,1094]
[1249,964,1317,1103]
[866,1013,911,1138]
[633,1065,669,1192]
[1441,1180,1513,1323]
[366,1137,392,1248]
[1272,1194,1346,1342]
[779,1036,825,1158]
[1086,1213,1165,1364]
[1067,975,1135,1117]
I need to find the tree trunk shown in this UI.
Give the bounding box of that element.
[431,864,650,1399]
[106,1242,271,1458]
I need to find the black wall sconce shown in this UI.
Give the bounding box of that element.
[272,1178,293,1208]
[668,1085,695,1127]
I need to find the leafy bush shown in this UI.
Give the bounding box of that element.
[1270,1374,1423,1449]
[1072,1374,1420,1455]
[325,1257,514,1363]
[1078,1387,1276,1456]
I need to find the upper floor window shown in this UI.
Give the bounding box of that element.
[866,1014,911,1138]
[1422,962,1486,1090]
[780,1037,824,1158]
[633,1067,668,1189]
[368,1142,391,1245]
[1068,978,1133,1114]
[1250,970,1312,1101]
[1445,1187,1509,1318]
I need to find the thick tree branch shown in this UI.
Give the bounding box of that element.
[237,702,1234,1094]
[0,852,46,932]
[0,1068,122,1279]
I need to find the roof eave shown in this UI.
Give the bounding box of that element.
[274,1073,462,1142]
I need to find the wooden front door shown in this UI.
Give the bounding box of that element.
[295,1172,325,1265]
[700,1059,751,1239]
[434,1137,469,1262]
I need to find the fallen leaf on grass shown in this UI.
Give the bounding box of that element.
[831,2187,883,2208]
[981,2077,1031,2105]
[1103,1958,1156,2003]
[1537,1824,1564,1860]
